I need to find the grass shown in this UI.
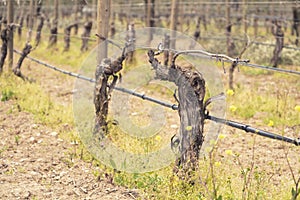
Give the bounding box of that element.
[1,23,299,200]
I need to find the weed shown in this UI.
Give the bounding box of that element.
[1,88,14,101]
[14,135,20,145]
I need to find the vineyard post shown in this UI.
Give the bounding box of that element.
[243,0,248,34]
[94,0,111,138]
[7,0,14,69]
[169,0,177,64]
[225,0,232,57]
[97,0,110,61]
[146,0,155,44]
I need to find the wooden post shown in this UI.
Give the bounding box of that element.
[169,0,177,65]
[226,0,234,57]
[97,0,110,62]
[146,0,155,43]
[243,0,248,34]
[7,0,14,69]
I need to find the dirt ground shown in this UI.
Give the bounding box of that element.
[0,99,138,199]
[0,59,138,199]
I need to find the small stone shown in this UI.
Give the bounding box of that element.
[66,190,73,196]
[29,137,37,143]
[50,132,58,137]
[31,124,38,129]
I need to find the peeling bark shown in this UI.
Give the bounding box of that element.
[147,50,205,172]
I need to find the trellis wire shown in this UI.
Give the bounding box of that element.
[200,36,300,51]
[12,49,300,146]
[13,49,178,109]
[14,50,300,146]
[169,49,300,76]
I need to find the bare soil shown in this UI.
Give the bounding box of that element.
[0,59,138,199]
[0,100,138,199]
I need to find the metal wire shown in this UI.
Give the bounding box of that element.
[200,36,300,51]
[13,49,179,109]
[13,49,299,146]
[206,115,300,146]
[169,49,300,76]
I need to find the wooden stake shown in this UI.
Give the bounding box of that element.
[97,0,111,62]
[243,0,248,34]
[169,0,177,65]
[7,0,14,69]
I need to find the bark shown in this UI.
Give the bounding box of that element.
[13,43,32,80]
[48,24,58,47]
[94,50,126,139]
[81,21,93,52]
[35,16,44,47]
[148,50,205,173]
[0,26,8,73]
[271,21,284,68]
[63,23,78,51]
[229,62,237,90]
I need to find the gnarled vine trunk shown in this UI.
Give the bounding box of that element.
[147,50,205,172]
